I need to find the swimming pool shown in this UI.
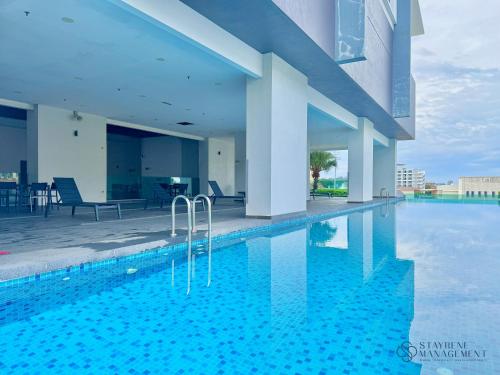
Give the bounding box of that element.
[0,201,498,374]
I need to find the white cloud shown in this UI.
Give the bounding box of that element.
[400,0,500,182]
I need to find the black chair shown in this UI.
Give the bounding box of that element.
[173,183,189,196]
[152,183,173,208]
[45,178,121,221]
[0,182,18,211]
[208,181,244,205]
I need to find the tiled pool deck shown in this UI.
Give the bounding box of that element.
[0,198,396,281]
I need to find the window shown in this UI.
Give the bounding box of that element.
[478,191,482,197]
[492,191,496,197]
[484,191,488,197]
[471,192,475,197]
[466,191,469,197]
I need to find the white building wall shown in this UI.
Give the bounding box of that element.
[0,125,26,174]
[199,136,236,196]
[458,177,500,197]
[234,131,246,193]
[27,105,107,202]
[208,136,235,195]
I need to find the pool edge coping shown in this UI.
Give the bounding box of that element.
[0,198,403,286]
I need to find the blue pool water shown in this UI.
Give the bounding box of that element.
[0,202,499,374]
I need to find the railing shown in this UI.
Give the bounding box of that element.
[170,194,213,293]
[171,195,192,294]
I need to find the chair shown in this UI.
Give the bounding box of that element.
[0,182,18,211]
[152,183,173,208]
[45,178,121,221]
[208,181,244,205]
[29,182,48,212]
[174,183,189,196]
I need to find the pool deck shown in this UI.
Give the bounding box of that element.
[0,198,394,281]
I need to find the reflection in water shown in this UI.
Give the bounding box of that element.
[241,205,420,374]
[0,204,426,374]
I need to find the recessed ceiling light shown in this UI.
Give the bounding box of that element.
[61,17,75,24]
[156,57,165,62]
[177,121,194,126]
[161,101,172,106]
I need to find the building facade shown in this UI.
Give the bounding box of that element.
[397,164,425,189]
[459,177,500,198]
[0,0,423,218]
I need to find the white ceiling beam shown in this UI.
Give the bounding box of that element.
[107,118,205,141]
[373,127,390,147]
[307,87,358,130]
[110,0,263,78]
[0,98,34,110]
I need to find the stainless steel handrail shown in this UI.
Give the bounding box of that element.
[380,187,387,198]
[192,194,212,234]
[191,194,212,287]
[171,195,192,237]
[171,195,193,295]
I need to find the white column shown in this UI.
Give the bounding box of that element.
[234,131,246,194]
[347,118,374,202]
[373,139,397,197]
[26,105,107,202]
[306,141,311,201]
[246,53,308,218]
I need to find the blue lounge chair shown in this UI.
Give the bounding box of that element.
[208,181,244,205]
[45,178,121,221]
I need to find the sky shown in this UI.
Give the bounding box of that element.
[325,0,500,182]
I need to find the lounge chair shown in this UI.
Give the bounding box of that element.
[45,178,121,221]
[208,181,244,205]
[152,183,173,208]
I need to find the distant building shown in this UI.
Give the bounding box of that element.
[436,183,458,195]
[397,164,425,190]
[458,177,500,198]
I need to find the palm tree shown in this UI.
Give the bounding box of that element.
[310,151,337,191]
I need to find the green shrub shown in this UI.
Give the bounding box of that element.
[312,188,348,197]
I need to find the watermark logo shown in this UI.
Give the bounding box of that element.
[396,341,487,363]
[396,341,418,362]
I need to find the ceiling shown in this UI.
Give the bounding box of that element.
[0,0,246,137]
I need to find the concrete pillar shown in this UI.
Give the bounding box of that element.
[198,136,236,196]
[246,53,308,218]
[234,131,246,194]
[347,118,374,202]
[306,141,311,201]
[373,139,397,197]
[26,105,107,202]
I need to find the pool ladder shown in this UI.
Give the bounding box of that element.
[379,188,390,201]
[170,194,212,294]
